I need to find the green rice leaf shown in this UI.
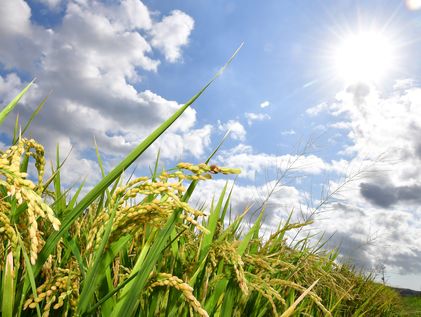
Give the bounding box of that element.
[42,145,72,195]
[53,145,66,213]
[67,179,85,210]
[0,79,35,126]
[77,201,119,314]
[12,114,19,144]
[237,208,264,256]
[220,280,237,317]
[17,236,42,317]
[199,182,227,262]
[79,235,131,315]
[220,182,234,222]
[20,92,49,137]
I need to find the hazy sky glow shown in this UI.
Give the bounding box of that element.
[1,0,421,289]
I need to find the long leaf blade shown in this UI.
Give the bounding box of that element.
[0,79,35,126]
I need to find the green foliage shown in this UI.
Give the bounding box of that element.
[401,296,421,316]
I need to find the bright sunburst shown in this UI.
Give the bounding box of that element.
[334,31,396,83]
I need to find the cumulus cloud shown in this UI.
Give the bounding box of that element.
[0,73,24,101]
[244,112,271,125]
[150,10,194,62]
[360,181,421,208]
[0,1,32,36]
[0,0,202,185]
[217,120,246,141]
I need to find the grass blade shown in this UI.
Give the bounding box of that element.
[20,92,49,137]
[78,235,130,314]
[12,114,19,144]
[0,79,35,126]
[17,236,42,317]
[237,209,264,256]
[199,182,227,261]
[77,202,119,314]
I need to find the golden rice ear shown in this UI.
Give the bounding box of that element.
[280,279,320,317]
[87,166,216,253]
[149,273,209,317]
[0,139,61,265]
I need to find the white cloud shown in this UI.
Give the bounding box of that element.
[329,121,351,130]
[244,112,271,125]
[393,78,415,90]
[260,100,270,108]
[149,124,212,161]
[306,102,328,117]
[306,80,421,284]
[150,10,194,62]
[216,144,344,180]
[182,125,213,158]
[0,73,24,102]
[217,120,246,141]
[0,1,31,36]
[119,0,152,30]
[0,1,203,186]
[89,0,152,31]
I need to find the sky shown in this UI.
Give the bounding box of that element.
[1,0,421,289]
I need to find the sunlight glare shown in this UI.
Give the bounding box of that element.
[334,31,395,83]
[406,0,421,10]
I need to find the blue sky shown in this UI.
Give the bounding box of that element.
[1,0,421,289]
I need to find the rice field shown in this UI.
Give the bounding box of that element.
[401,296,421,316]
[0,58,405,316]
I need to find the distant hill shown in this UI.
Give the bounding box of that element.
[393,287,421,296]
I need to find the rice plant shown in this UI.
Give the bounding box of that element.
[0,53,403,316]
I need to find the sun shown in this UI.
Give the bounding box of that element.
[334,31,396,83]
